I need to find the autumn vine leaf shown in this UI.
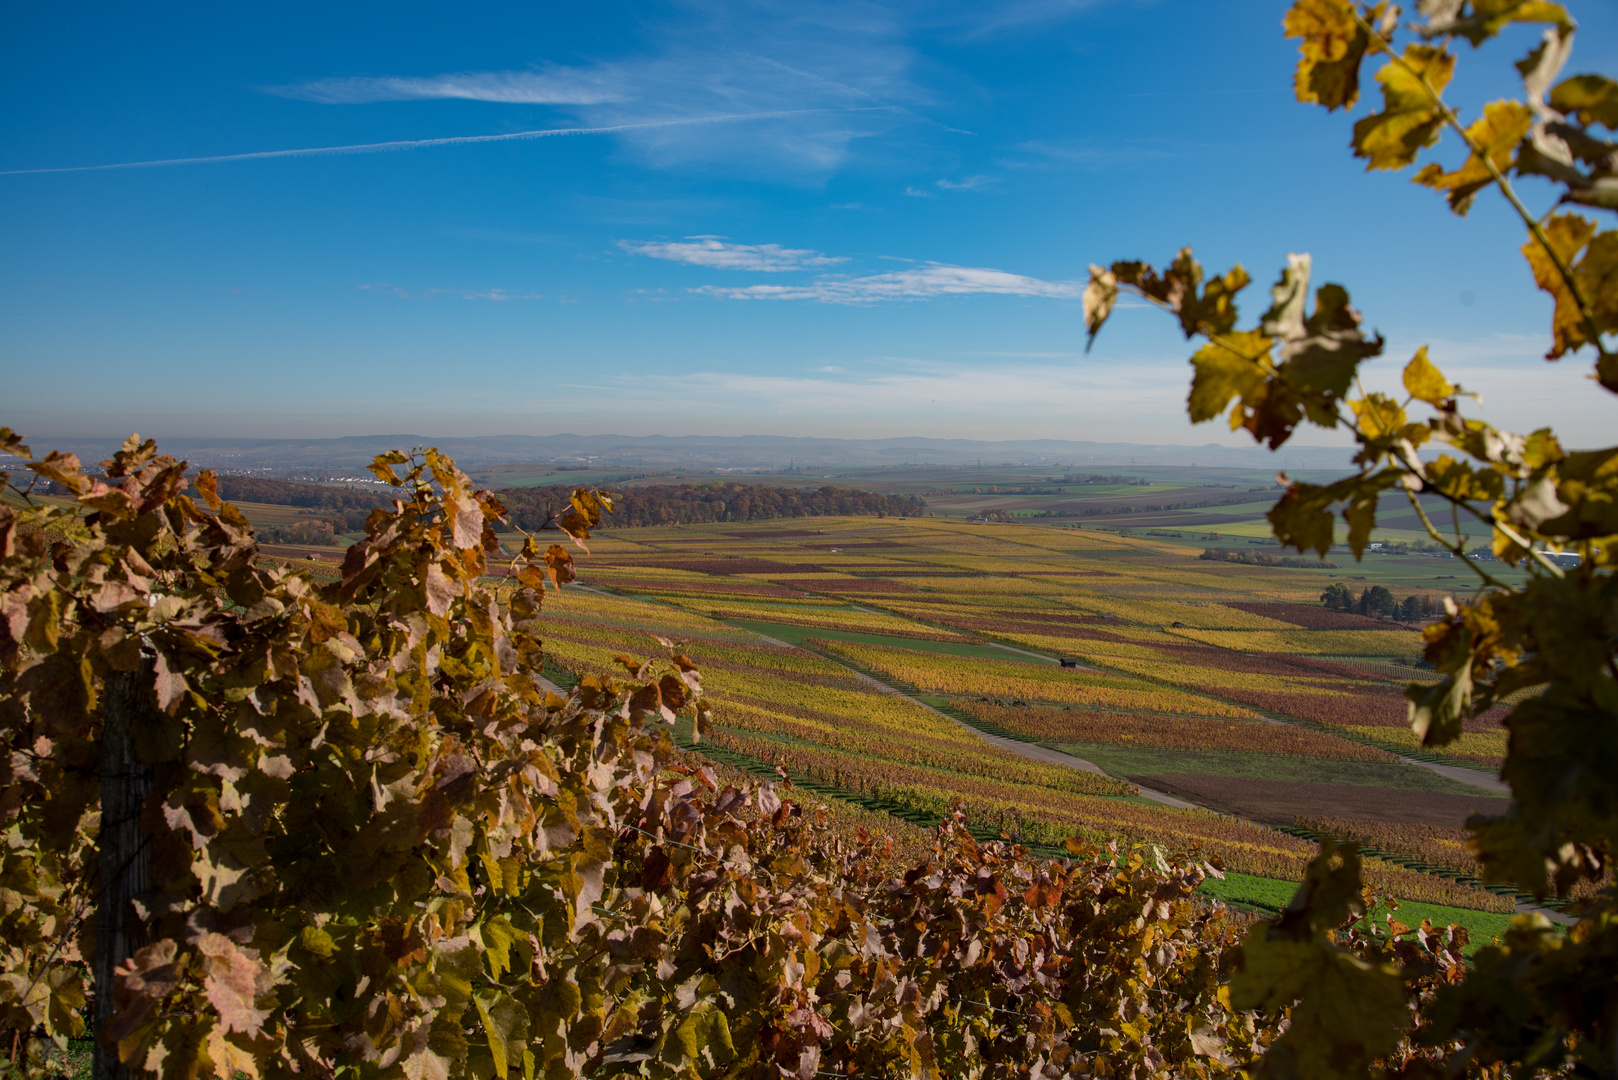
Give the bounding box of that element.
[1084,2,1618,1074]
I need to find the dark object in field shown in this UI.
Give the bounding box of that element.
[1059,657,1080,668]
[1132,773,1509,829]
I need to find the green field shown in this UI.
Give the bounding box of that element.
[1198,873,1519,955]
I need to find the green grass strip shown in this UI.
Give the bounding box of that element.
[1198,871,1519,956]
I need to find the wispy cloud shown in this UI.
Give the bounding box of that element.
[0,113,829,176]
[268,67,625,105]
[942,0,1115,39]
[254,4,952,178]
[693,263,1081,303]
[935,175,993,190]
[1004,138,1178,170]
[620,237,845,272]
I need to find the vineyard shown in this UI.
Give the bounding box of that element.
[516,512,1523,922]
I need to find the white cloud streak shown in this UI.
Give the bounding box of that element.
[620,238,845,271]
[253,4,948,177]
[0,110,850,176]
[692,263,1082,303]
[269,67,626,105]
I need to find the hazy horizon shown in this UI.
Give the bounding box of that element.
[5,1,1615,446]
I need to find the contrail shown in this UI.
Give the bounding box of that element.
[0,109,863,177]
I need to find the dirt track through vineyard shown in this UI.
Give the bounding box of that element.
[730,618,1198,810]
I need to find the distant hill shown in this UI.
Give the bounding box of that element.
[27,431,1357,474]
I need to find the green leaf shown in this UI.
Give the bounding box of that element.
[478,917,519,982]
[1550,73,1618,129]
[1352,45,1455,171]
[1573,231,1618,389]
[1268,481,1338,559]
[1187,332,1273,426]
[472,990,527,1079]
[1406,664,1474,747]
[1237,938,1407,1079]
[1231,842,1407,1080]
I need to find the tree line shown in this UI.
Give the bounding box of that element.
[498,482,925,530]
[1200,546,1337,569]
[1321,580,1442,623]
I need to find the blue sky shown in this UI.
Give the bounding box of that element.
[3,0,1613,446]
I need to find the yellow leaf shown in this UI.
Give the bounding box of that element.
[1352,45,1455,170]
[368,449,409,485]
[193,470,222,511]
[1285,0,1376,110]
[1350,392,1408,440]
[1521,213,1597,358]
[544,544,577,589]
[298,926,337,958]
[1413,99,1532,213]
[1082,264,1118,349]
[206,1026,261,1080]
[1402,346,1454,404]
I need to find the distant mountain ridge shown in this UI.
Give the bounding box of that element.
[19,432,1355,473]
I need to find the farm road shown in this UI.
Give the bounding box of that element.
[756,627,1197,810]
[568,584,1567,918]
[1398,756,1509,795]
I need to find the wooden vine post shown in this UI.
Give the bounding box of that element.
[93,665,155,1080]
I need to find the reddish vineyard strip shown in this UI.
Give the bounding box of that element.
[1134,773,1509,830]
[1294,815,1481,878]
[1222,602,1410,630]
[790,578,923,594]
[959,701,1397,762]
